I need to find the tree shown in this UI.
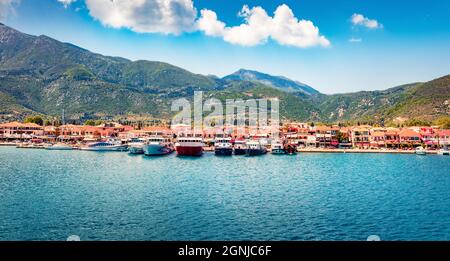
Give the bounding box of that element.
[84,120,96,126]
[24,116,44,126]
[405,118,431,127]
[433,116,450,129]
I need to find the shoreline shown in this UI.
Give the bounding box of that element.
[1,143,442,155]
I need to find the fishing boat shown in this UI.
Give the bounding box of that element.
[438,147,449,155]
[246,140,267,156]
[233,139,247,155]
[80,139,128,151]
[143,136,174,156]
[45,143,73,150]
[175,137,204,156]
[128,138,145,154]
[284,143,297,155]
[271,140,285,154]
[214,137,233,156]
[415,146,426,155]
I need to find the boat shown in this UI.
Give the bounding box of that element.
[245,140,267,156]
[175,137,204,156]
[284,143,297,155]
[143,136,174,156]
[214,137,233,156]
[80,139,128,151]
[271,140,285,154]
[438,147,450,155]
[128,138,145,154]
[233,139,247,155]
[45,143,73,150]
[415,146,426,155]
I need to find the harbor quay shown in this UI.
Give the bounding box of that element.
[0,121,449,155]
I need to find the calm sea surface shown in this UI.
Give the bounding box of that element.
[0,147,449,241]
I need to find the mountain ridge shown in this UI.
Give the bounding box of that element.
[0,23,449,124]
[223,68,320,95]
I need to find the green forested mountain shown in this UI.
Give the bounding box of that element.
[0,23,449,124]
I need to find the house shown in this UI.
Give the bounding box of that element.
[315,126,339,148]
[370,131,386,148]
[350,127,370,148]
[438,130,450,147]
[0,122,44,140]
[398,129,422,147]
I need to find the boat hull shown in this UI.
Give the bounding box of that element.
[143,144,173,156]
[246,148,267,156]
[271,148,285,154]
[129,147,144,154]
[215,147,233,156]
[46,146,73,151]
[233,148,246,155]
[81,145,128,152]
[176,146,203,156]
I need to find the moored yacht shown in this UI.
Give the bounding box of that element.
[271,140,285,154]
[175,137,204,156]
[128,138,145,154]
[284,142,297,155]
[415,146,426,155]
[214,137,233,156]
[246,140,267,156]
[233,139,247,155]
[143,136,174,156]
[438,147,449,155]
[45,143,73,150]
[81,139,128,151]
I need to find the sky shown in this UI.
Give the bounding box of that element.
[1,0,450,94]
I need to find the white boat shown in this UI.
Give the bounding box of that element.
[415,146,426,155]
[246,140,267,156]
[233,139,247,155]
[438,147,449,155]
[81,140,128,151]
[45,143,73,150]
[143,136,174,156]
[271,140,285,154]
[128,138,145,154]
[214,137,233,156]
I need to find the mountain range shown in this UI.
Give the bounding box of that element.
[0,23,449,125]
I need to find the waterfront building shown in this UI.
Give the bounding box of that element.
[350,127,371,148]
[438,130,450,147]
[369,131,386,148]
[399,129,422,147]
[0,122,44,140]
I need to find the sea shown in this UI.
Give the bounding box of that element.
[0,147,449,241]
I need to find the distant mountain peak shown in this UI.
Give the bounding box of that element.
[223,69,320,95]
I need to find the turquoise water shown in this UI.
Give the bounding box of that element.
[0,147,449,241]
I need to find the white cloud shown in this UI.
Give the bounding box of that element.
[0,0,20,21]
[351,13,382,29]
[57,0,76,8]
[349,38,362,43]
[197,4,330,48]
[85,0,197,35]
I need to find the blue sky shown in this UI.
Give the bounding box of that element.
[2,0,450,94]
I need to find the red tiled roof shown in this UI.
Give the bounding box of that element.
[399,129,421,137]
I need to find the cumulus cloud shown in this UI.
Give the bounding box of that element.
[85,0,197,35]
[0,0,20,21]
[351,13,382,29]
[197,4,330,48]
[57,0,76,8]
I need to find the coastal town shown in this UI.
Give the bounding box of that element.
[0,120,449,156]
